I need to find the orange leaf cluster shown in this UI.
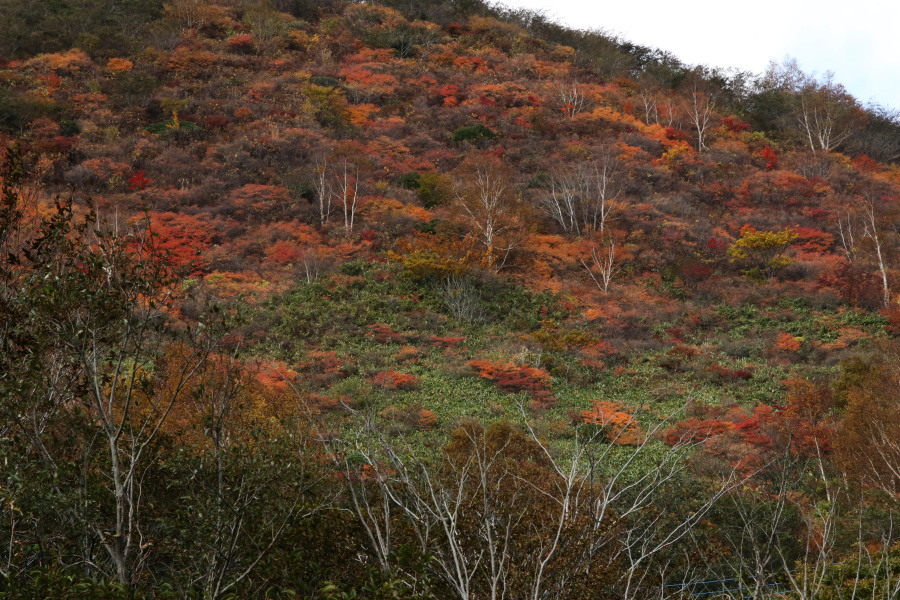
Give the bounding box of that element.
[339,65,398,94]
[26,49,92,72]
[141,211,214,273]
[394,345,421,363]
[227,33,255,51]
[80,158,130,181]
[297,350,347,388]
[453,55,491,73]
[792,226,835,254]
[707,363,753,382]
[255,361,298,392]
[773,332,802,352]
[666,385,834,475]
[106,58,134,72]
[380,403,437,430]
[580,400,643,445]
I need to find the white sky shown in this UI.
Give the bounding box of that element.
[492,0,900,110]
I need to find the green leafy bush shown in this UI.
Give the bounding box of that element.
[452,123,497,143]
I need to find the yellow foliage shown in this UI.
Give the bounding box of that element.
[727,225,798,261]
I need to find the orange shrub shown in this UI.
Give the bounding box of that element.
[380,404,437,430]
[26,49,92,72]
[394,345,421,363]
[297,350,347,388]
[106,58,134,72]
[255,361,298,391]
[581,400,643,445]
[774,332,802,352]
[416,408,438,430]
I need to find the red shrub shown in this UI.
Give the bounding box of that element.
[721,116,751,133]
[680,261,713,282]
[204,114,230,129]
[372,370,417,390]
[368,323,406,343]
[792,227,834,254]
[128,170,152,191]
[298,350,348,387]
[708,363,754,381]
[227,33,255,52]
[428,335,467,348]
[818,262,883,308]
[469,359,555,408]
[852,154,878,172]
[760,146,778,170]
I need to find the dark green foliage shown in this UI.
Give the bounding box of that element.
[270,0,345,20]
[0,0,165,58]
[844,104,900,163]
[0,570,129,599]
[0,88,60,133]
[109,72,159,109]
[310,76,341,88]
[144,120,204,135]
[396,171,421,189]
[452,123,497,144]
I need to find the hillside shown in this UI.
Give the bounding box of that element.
[0,1,898,598]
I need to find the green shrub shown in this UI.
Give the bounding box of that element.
[452,123,497,144]
[310,76,340,88]
[396,171,420,189]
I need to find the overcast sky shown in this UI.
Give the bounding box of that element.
[492,0,900,110]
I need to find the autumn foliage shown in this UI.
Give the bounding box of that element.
[580,400,643,445]
[372,369,418,390]
[2,0,900,595]
[469,359,555,408]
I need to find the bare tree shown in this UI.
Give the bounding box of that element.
[543,148,622,236]
[333,161,361,232]
[861,198,891,307]
[836,194,893,307]
[684,85,716,152]
[298,247,334,284]
[62,228,216,586]
[761,58,866,153]
[334,403,744,600]
[559,83,589,118]
[796,73,865,153]
[312,158,332,228]
[456,159,520,270]
[582,235,624,293]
